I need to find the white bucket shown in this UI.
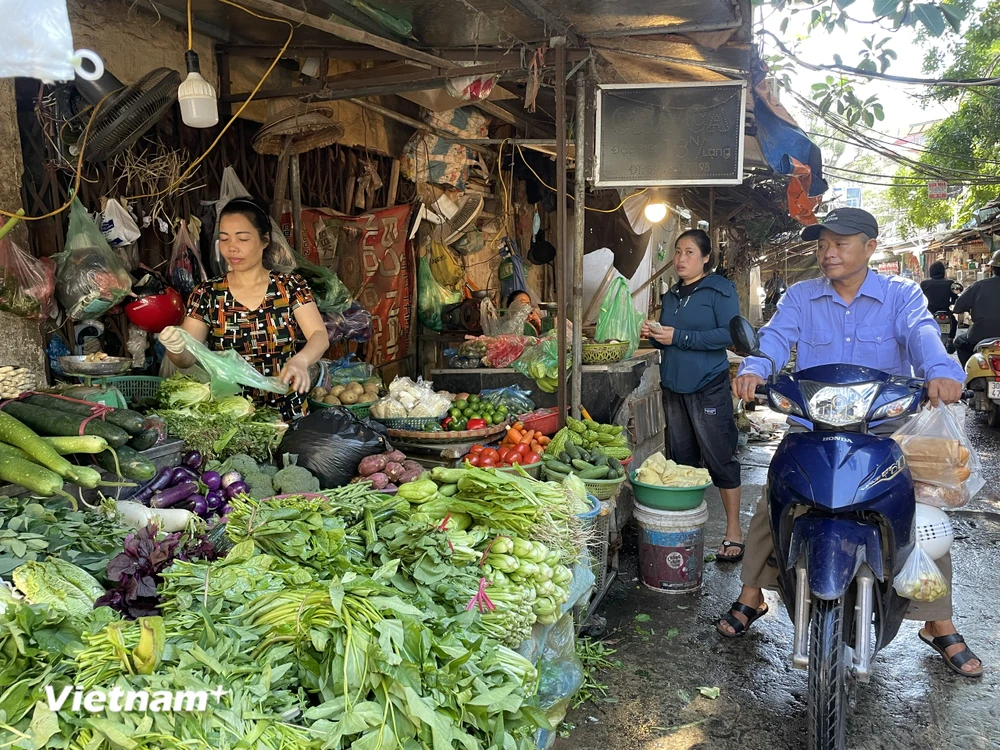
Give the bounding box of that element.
[634,501,710,594]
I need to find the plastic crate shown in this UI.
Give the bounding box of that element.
[541,465,626,500]
[105,376,163,407]
[371,416,443,431]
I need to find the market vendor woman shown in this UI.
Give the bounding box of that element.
[159,197,329,420]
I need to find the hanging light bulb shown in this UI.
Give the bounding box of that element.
[643,188,668,224]
[178,50,219,128]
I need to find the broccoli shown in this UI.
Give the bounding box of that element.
[272,464,320,495]
[244,470,275,500]
[259,464,279,478]
[227,454,259,476]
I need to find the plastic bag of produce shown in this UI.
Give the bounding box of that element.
[480,385,535,414]
[296,252,351,314]
[481,297,532,337]
[892,404,983,503]
[0,236,56,320]
[893,546,948,602]
[54,197,134,320]
[427,240,465,290]
[323,302,373,343]
[512,335,566,392]
[595,277,643,356]
[168,219,207,298]
[533,613,585,747]
[417,257,461,331]
[324,354,375,386]
[171,327,288,399]
[278,407,391,488]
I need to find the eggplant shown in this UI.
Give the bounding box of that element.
[201,471,222,491]
[131,466,174,505]
[192,496,208,516]
[171,466,198,485]
[221,470,243,489]
[182,451,203,470]
[205,489,225,511]
[224,480,248,499]
[219,504,232,516]
[151,481,198,509]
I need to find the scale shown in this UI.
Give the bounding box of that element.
[57,356,133,409]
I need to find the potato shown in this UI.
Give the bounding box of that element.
[331,384,346,397]
[340,391,359,405]
[323,395,342,405]
[348,382,365,394]
[310,387,327,399]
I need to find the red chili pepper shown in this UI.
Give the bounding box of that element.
[467,418,487,430]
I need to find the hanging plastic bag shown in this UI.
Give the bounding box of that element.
[324,354,376,386]
[168,220,207,299]
[595,277,642,356]
[481,297,532,337]
[0,236,56,320]
[170,327,288,399]
[211,167,295,276]
[296,253,351,314]
[99,198,141,247]
[513,335,566,393]
[323,302,373,343]
[892,404,984,505]
[1,0,75,81]
[893,546,949,602]
[54,196,134,320]
[417,257,461,331]
[427,240,465,291]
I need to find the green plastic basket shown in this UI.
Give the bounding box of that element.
[309,398,374,420]
[541,465,626,499]
[629,471,711,511]
[372,416,444,431]
[105,376,164,407]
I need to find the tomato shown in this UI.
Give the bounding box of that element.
[508,454,522,465]
[482,448,500,463]
[524,452,541,465]
[470,444,485,454]
[515,443,529,456]
[498,447,511,462]
[480,456,497,467]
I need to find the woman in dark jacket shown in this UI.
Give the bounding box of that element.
[641,230,744,561]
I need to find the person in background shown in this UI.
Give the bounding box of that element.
[640,229,744,562]
[507,289,543,335]
[920,261,959,341]
[952,251,1000,366]
[159,197,329,420]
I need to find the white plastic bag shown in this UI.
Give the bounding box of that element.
[892,404,984,507]
[893,546,948,602]
[1,0,74,81]
[99,199,141,247]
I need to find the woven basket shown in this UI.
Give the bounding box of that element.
[252,104,344,155]
[581,341,629,365]
[541,465,626,500]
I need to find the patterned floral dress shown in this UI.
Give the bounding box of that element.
[186,272,315,420]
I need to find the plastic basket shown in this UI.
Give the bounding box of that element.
[309,397,374,420]
[105,376,163,406]
[372,415,444,431]
[581,341,629,365]
[541,465,626,500]
[516,407,561,436]
[629,471,711,511]
[497,460,542,479]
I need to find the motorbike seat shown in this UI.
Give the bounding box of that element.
[974,338,1000,352]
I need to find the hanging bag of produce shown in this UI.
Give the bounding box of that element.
[512,335,566,393]
[54,196,134,320]
[168,219,207,298]
[427,240,465,291]
[417,256,461,331]
[595,276,642,356]
[295,252,352,314]
[0,235,56,320]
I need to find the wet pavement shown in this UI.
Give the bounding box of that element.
[558,409,1000,750]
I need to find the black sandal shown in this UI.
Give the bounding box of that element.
[717,541,745,564]
[919,630,984,678]
[716,601,768,639]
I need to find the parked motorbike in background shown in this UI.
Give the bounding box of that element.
[933,311,955,353]
[965,338,1000,428]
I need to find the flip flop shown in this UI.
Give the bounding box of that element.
[716,601,768,639]
[919,630,984,678]
[717,540,745,564]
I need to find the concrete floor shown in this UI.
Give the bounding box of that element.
[557,410,1000,750]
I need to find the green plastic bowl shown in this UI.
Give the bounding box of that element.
[629,471,711,511]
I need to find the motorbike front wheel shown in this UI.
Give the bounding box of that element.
[807,598,849,750]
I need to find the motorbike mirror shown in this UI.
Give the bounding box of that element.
[729,316,762,357]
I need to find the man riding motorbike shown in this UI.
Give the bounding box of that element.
[718,208,982,678]
[920,261,959,344]
[953,250,1000,367]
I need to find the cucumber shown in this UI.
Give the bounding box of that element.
[594,453,609,467]
[127,428,159,452]
[608,457,624,476]
[95,446,156,481]
[571,458,596,472]
[44,435,110,455]
[0,447,68,497]
[1,401,129,448]
[558,452,572,464]
[23,394,145,435]
[579,466,610,480]
[543,459,574,473]
[565,443,582,460]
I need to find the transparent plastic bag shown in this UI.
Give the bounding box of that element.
[174,328,288,399]
[483,334,533,368]
[168,220,207,298]
[481,297,532,337]
[417,257,461,331]
[892,404,983,502]
[914,482,968,509]
[324,354,375,386]
[513,335,566,392]
[480,385,535,414]
[0,236,56,320]
[893,546,949,602]
[595,277,643,356]
[323,302,373,343]
[534,613,585,743]
[54,197,134,320]
[2,0,75,81]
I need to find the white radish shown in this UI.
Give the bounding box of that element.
[115,501,195,533]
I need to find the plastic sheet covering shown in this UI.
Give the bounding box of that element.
[1,0,75,81]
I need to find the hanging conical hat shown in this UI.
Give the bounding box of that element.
[252,103,344,155]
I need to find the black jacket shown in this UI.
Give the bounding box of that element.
[954,276,1000,345]
[920,277,957,313]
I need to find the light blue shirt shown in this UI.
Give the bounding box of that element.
[739,271,965,383]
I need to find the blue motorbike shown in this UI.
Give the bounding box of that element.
[730,317,929,750]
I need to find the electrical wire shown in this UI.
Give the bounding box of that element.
[187,0,194,51]
[806,130,1000,169]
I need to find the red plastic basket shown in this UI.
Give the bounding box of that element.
[516,407,561,436]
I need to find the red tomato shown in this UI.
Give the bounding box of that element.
[515,443,529,456]
[508,454,523,465]
[467,454,481,467]
[470,445,485,454]
[498,447,510,462]
[480,456,497,467]
[482,448,500,463]
[524,452,541,465]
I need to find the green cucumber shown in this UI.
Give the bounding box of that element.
[579,466,610,480]
[564,443,582,461]
[44,435,110,455]
[95,446,156,481]
[594,453,609,467]
[0,447,69,498]
[23,394,145,435]
[127,428,159,452]
[558,452,572,464]
[543,459,574,473]
[1,401,129,447]
[571,458,596,472]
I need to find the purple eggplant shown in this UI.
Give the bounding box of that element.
[171,466,198,485]
[192,495,208,516]
[221,470,243,489]
[219,504,232,516]
[201,471,222,491]
[182,451,203,470]
[131,466,174,505]
[205,489,225,511]
[224,480,248,499]
[151,481,198,509]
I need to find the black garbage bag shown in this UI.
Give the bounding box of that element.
[278,407,392,488]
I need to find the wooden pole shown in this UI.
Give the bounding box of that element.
[554,39,568,429]
[290,153,303,255]
[571,71,586,420]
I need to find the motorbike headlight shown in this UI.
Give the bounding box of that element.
[871,394,917,422]
[802,382,880,427]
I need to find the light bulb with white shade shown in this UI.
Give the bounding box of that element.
[643,200,667,223]
[178,50,219,128]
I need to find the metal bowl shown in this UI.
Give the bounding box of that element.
[58,356,134,376]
